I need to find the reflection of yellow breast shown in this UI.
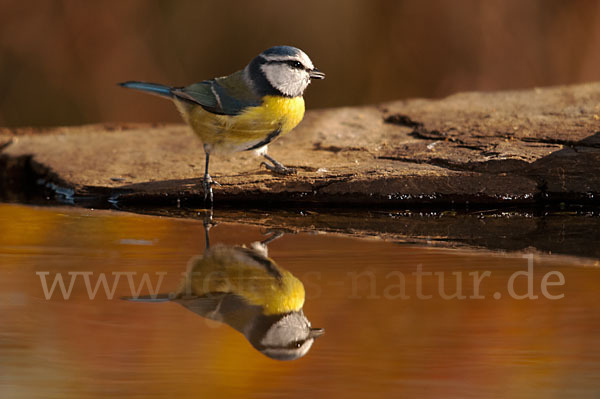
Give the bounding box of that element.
[176,96,305,152]
[181,245,305,315]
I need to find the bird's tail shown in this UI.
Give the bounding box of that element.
[121,293,173,302]
[118,81,174,98]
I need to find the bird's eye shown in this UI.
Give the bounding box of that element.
[289,61,304,69]
[288,340,305,349]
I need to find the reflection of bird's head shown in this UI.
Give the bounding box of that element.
[174,241,324,360]
[252,310,325,361]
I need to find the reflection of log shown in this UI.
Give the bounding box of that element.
[130,207,600,262]
[1,82,599,206]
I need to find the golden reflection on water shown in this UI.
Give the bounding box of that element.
[1,204,600,397]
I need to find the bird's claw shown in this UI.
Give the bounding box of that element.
[203,174,219,204]
[203,214,217,229]
[261,161,297,175]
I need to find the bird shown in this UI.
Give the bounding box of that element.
[123,229,324,361]
[119,45,325,204]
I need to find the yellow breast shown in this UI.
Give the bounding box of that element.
[183,246,306,315]
[177,96,305,152]
[252,95,306,135]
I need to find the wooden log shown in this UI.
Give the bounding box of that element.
[1,82,599,207]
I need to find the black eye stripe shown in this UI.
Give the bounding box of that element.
[259,339,308,351]
[267,60,305,70]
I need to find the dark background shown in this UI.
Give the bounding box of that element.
[1,0,599,127]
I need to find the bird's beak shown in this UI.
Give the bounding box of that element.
[309,327,325,339]
[309,68,325,80]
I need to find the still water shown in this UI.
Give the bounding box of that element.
[1,203,599,398]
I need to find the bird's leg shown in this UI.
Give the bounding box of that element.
[202,150,220,205]
[261,154,297,175]
[203,151,213,204]
[260,231,284,246]
[202,211,214,250]
[251,230,285,257]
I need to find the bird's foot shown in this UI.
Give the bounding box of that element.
[261,154,297,175]
[202,174,220,204]
[202,210,216,229]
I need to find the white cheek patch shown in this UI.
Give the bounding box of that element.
[261,64,310,97]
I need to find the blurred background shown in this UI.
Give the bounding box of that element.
[1,0,599,127]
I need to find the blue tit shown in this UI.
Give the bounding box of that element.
[119,45,325,204]
[123,232,324,361]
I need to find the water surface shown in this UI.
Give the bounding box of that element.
[1,204,599,398]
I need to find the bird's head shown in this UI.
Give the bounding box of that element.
[246,45,325,98]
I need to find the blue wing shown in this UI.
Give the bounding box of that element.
[173,71,262,116]
[119,70,262,116]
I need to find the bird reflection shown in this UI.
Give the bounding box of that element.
[124,222,324,361]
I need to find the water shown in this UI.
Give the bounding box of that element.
[1,203,599,398]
